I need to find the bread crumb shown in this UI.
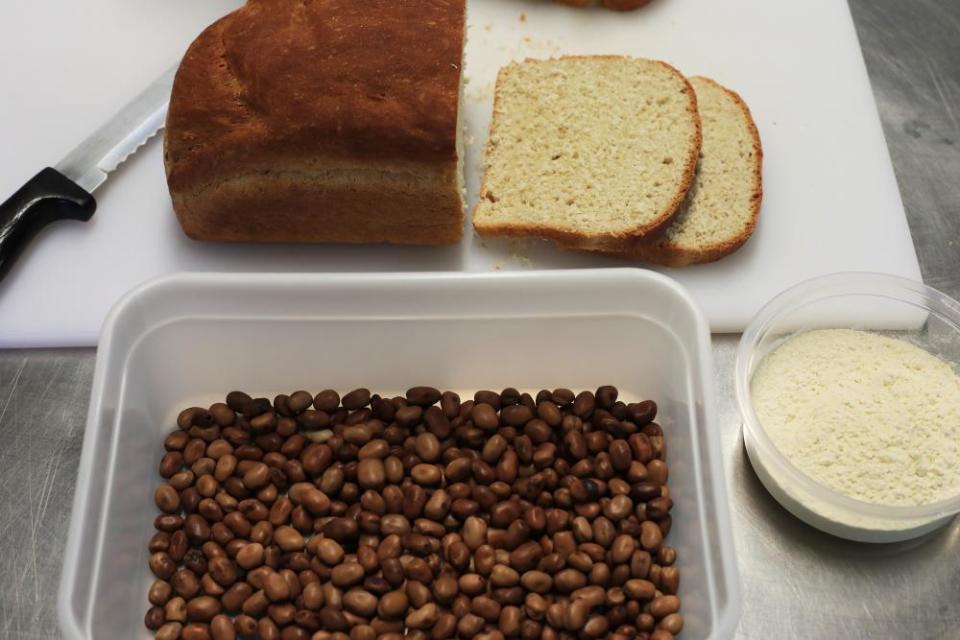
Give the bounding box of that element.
[493,261,504,270]
[484,23,493,31]
[519,12,527,22]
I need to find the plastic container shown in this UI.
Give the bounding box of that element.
[737,272,960,543]
[58,268,740,639]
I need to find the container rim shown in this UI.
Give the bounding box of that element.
[735,271,960,522]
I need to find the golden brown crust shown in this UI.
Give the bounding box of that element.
[472,56,701,245]
[610,77,763,266]
[173,168,463,244]
[165,0,466,244]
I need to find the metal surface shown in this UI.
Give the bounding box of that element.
[55,66,174,194]
[0,1,958,638]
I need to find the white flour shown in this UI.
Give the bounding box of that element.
[751,329,960,506]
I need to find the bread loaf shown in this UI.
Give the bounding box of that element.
[164,0,466,244]
[472,56,701,246]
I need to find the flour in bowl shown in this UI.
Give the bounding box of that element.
[751,328,960,506]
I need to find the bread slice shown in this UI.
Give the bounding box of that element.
[564,76,763,265]
[472,57,701,245]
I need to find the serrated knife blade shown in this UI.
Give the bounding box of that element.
[56,66,175,193]
[0,65,175,284]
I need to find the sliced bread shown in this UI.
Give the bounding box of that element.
[564,76,763,265]
[472,56,701,245]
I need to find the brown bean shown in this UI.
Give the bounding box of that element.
[566,598,592,630]
[609,439,632,472]
[659,613,684,634]
[649,595,681,619]
[573,391,595,418]
[660,566,680,595]
[324,517,359,541]
[156,622,183,640]
[236,542,264,570]
[432,574,459,603]
[270,525,303,552]
[210,614,235,640]
[342,589,378,617]
[172,569,200,599]
[264,572,290,602]
[624,578,656,600]
[554,569,587,593]
[583,615,609,637]
[647,459,668,486]
[340,388,371,410]
[149,579,173,606]
[640,521,663,551]
[302,581,325,610]
[457,613,485,637]
[356,458,385,489]
[471,595,502,622]
[219,582,251,613]
[509,541,543,572]
[482,434,508,464]
[331,563,365,587]
[458,573,487,596]
[406,602,440,629]
[411,464,442,486]
[603,495,633,521]
[406,386,441,407]
[462,516,487,550]
[520,570,552,593]
[155,485,181,513]
[490,564,520,588]
[499,605,522,636]
[610,534,637,564]
[471,403,499,430]
[501,405,533,427]
[150,552,176,580]
[186,595,221,622]
[145,606,165,630]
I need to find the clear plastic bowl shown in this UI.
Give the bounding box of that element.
[736,272,960,543]
[59,269,740,639]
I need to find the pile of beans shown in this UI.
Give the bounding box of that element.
[146,386,681,640]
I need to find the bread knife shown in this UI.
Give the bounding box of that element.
[0,66,176,283]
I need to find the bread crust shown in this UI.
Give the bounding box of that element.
[164,0,466,244]
[472,56,701,246]
[612,77,763,265]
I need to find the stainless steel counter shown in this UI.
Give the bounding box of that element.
[1,1,958,637]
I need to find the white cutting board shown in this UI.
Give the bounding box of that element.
[0,0,920,347]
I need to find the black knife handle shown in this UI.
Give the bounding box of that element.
[0,167,96,283]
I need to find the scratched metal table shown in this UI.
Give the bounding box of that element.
[1,1,959,638]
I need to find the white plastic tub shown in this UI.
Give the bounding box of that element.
[58,269,740,639]
[736,272,960,542]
